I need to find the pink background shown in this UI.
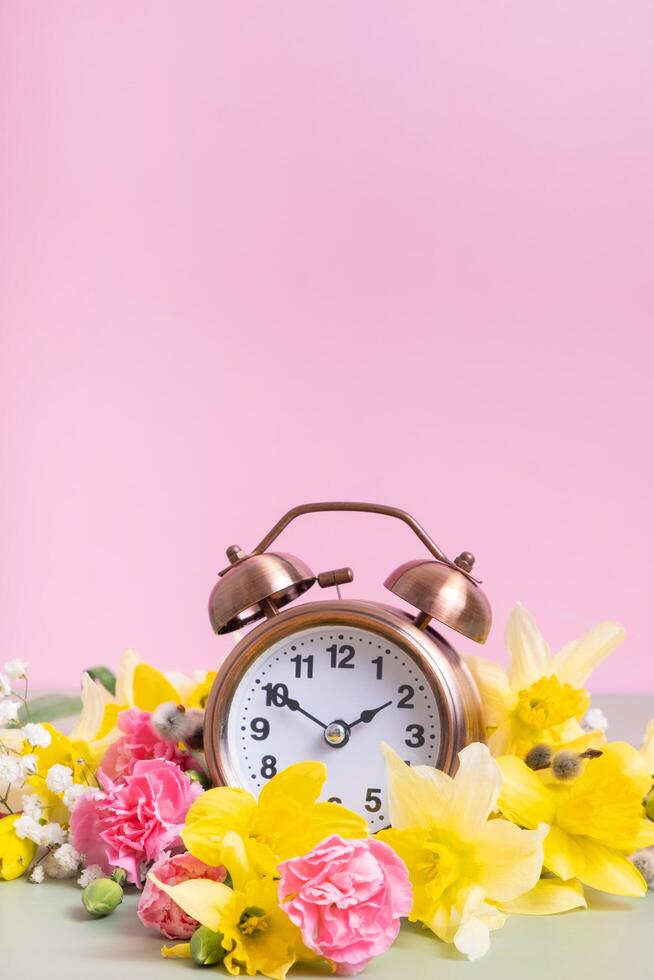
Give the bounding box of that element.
[1,3,652,691]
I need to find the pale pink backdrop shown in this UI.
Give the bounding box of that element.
[1,3,652,691]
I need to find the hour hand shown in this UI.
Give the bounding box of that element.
[348,700,392,728]
[284,694,327,731]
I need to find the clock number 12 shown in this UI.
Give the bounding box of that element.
[327,644,355,669]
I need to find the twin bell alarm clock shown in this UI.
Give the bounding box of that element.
[203,501,491,825]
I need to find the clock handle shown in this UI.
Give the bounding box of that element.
[251,501,479,583]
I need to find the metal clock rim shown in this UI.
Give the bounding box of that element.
[204,599,486,792]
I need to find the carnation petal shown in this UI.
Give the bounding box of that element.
[149,875,232,932]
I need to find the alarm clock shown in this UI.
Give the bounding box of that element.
[203,502,491,825]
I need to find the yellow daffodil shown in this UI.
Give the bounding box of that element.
[152,831,311,979]
[465,604,625,757]
[183,761,367,876]
[22,724,99,822]
[0,813,37,880]
[377,742,552,960]
[70,650,217,748]
[497,741,654,896]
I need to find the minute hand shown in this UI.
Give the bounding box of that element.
[348,700,393,728]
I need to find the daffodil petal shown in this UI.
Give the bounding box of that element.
[132,662,181,711]
[381,742,451,829]
[556,742,651,849]
[182,786,257,865]
[463,656,512,728]
[69,673,113,742]
[453,916,491,960]
[445,743,501,836]
[505,604,552,691]
[494,877,587,915]
[553,622,625,689]
[543,825,586,880]
[149,875,233,932]
[575,837,647,896]
[161,943,192,959]
[221,829,258,891]
[497,756,557,828]
[258,761,326,809]
[641,719,654,776]
[487,721,515,757]
[164,671,196,703]
[115,648,139,705]
[626,820,654,852]
[474,819,547,902]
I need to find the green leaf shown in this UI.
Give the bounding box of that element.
[17,694,83,726]
[84,665,117,696]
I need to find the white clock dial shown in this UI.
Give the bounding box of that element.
[225,624,442,825]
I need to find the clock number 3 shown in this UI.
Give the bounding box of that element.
[404,723,425,748]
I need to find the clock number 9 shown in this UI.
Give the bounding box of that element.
[250,717,270,741]
[404,723,425,748]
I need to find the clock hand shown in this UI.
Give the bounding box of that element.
[283,693,328,731]
[348,700,393,728]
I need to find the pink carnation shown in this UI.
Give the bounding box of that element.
[100,708,199,780]
[138,851,226,939]
[278,835,412,976]
[70,758,202,886]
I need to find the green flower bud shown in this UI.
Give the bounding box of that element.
[82,877,124,917]
[190,925,225,966]
[645,788,654,821]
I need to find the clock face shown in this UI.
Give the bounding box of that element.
[225,623,443,825]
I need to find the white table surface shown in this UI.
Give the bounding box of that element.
[2,693,652,980]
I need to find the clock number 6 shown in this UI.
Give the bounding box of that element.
[364,788,382,813]
[404,723,425,748]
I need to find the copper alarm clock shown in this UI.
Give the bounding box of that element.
[203,502,490,826]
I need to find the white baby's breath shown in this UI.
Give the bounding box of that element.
[4,659,29,680]
[62,783,101,811]
[581,707,608,733]
[19,754,38,778]
[40,822,67,847]
[0,754,20,784]
[43,846,79,879]
[29,864,45,884]
[45,764,73,794]
[20,794,43,819]
[23,724,51,748]
[13,813,43,844]
[0,698,21,726]
[77,864,104,888]
[53,842,81,873]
